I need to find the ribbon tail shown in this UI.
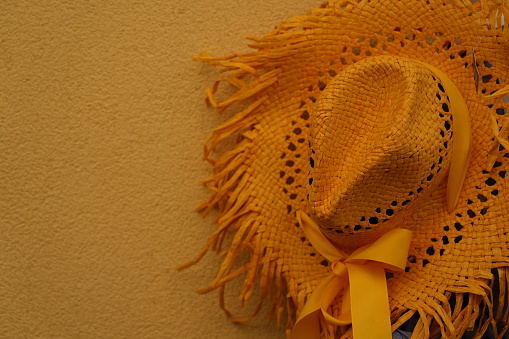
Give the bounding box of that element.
[347,263,392,339]
[290,273,336,339]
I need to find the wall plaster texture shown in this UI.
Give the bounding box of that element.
[0,1,321,338]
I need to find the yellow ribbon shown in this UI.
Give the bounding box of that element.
[415,61,471,213]
[290,211,412,339]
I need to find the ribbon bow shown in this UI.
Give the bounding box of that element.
[290,211,412,339]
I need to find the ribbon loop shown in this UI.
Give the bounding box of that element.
[290,211,412,339]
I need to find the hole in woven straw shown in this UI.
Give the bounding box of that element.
[422,260,430,267]
[426,247,435,255]
[480,207,489,215]
[454,38,463,45]
[320,260,328,267]
[438,83,445,92]
[439,249,445,256]
[385,272,394,279]
[482,75,493,83]
[408,255,416,263]
[286,160,294,167]
[308,178,313,185]
[288,143,297,151]
[365,51,372,56]
[500,171,507,178]
[454,236,463,243]
[496,78,503,84]
[442,41,451,50]
[317,81,326,91]
[406,33,415,41]
[394,27,401,32]
[279,171,285,178]
[467,199,473,204]
[449,55,455,60]
[391,201,398,206]
[458,50,467,58]
[496,108,507,115]
[287,205,292,213]
[425,35,434,45]
[444,120,451,130]
[293,128,302,135]
[442,236,450,245]
[368,217,379,224]
[435,32,443,37]
[301,111,309,120]
[492,189,499,196]
[486,177,497,186]
[286,177,295,185]
[454,222,463,231]
[467,209,476,218]
[352,47,361,55]
[387,34,394,42]
[484,60,493,68]
[478,194,488,202]
[370,38,378,48]
[309,157,314,168]
[328,70,337,77]
[354,225,362,231]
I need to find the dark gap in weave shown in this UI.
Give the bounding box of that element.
[482,75,493,83]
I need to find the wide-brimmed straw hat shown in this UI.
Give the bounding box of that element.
[179,0,509,338]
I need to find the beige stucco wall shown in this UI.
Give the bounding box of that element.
[0,1,320,338]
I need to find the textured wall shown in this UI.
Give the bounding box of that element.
[0,1,320,338]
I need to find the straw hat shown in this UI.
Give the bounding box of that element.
[180,0,509,338]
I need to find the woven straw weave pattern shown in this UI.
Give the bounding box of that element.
[191,0,509,338]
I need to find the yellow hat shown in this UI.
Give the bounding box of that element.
[181,0,509,338]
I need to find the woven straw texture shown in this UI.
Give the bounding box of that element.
[189,0,509,338]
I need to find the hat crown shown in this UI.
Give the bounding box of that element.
[308,56,454,248]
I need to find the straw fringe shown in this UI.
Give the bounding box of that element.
[484,85,509,170]
[183,44,288,322]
